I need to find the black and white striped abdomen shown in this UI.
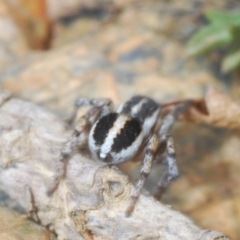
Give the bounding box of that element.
[88,112,143,164]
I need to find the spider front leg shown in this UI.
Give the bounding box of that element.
[126,134,159,216]
[68,97,113,124]
[47,97,113,195]
[47,115,91,195]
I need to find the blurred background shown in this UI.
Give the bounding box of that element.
[0,0,240,239]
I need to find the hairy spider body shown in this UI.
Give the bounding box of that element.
[51,95,189,216]
[88,96,160,164]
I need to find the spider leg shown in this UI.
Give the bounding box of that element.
[153,101,191,199]
[25,185,40,222]
[154,136,178,200]
[47,97,113,195]
[159,100,192,135]
[68,97,113,124]
[126,133,159,216]
[47,115,91,195]
[126,100,191,215]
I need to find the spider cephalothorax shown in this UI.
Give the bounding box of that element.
[50,95,188,215]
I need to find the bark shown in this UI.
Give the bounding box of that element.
[0,89,230,240]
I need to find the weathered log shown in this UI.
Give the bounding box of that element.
[0,89,229,240]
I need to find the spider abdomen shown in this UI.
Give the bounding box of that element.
[88,112,143,163]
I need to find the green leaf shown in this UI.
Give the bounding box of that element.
[205,10,240,26]
[222,49,240,72]
[230,25,240,40]
[187,23,232,56]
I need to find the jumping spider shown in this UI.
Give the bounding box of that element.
[50,95,190,216]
